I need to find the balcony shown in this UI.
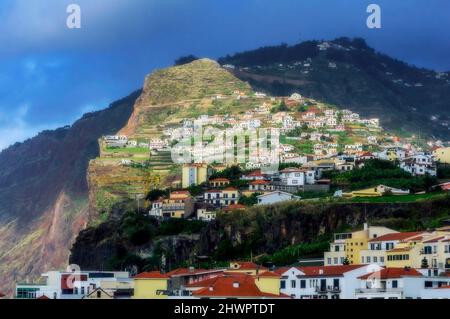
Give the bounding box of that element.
[315,286,341,294]
[355,288,403,294]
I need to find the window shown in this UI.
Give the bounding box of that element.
[334,245,340,252]
[81,287,85,295]
[380,257,384,262]
[327,258,332,265]
[374,257,378,263]
[366,257,371,263]
[280,280,286,289]
[334,257,338,265]
[97,291,101,298]
[291,280,296,289]
[300,280,306,289]
[392,280,398,288]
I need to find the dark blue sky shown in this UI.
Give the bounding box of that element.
[0,0,449,150]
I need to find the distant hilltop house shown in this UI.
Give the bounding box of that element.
[149,191,195,219]
[400,153,437,177]
[433,147,450,164]
[103,135,128,148]
[343,185,410,198]
[256,191,301,206]
[182,163,209,188]
[288,93,302,101]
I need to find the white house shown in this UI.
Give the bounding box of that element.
[356,267,450,299]
[257,191,301,206]
[279,168,305,186]
[279,264,382,299]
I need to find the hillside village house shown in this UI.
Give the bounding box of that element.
[278,264,382,299]
[209,178,230,188]
[400,153,437,176]
[149,191,195,219]
[182,163,209,188]
[16,271,131,299]
[433,147,450,164]
[104,135,128,148]
[343,185,410,198]
[204,187,240,207]
[355,267,449,299]
[324,224,399,266]
[257,191,301,206]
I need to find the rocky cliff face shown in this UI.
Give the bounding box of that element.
[69,198,450,271]
[0,91,140,295]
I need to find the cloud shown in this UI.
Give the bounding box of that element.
[0,103,60,151]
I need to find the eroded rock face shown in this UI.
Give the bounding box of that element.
[0,91,139,295]
[69,198,450,274]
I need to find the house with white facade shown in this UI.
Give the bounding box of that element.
[257,191,301,206]
[278,264,382,299]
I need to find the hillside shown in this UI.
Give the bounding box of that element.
[69,197,450,272]
[219,38,450,139]
[1,37,449,296]
[0,91,140,295]
[87,59,256,216]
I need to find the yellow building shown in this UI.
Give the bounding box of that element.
[254,272,281,295]
[160,191,194,219]
[433,147,450,164]
[344,185,409,198]
[133,271,169,299]
[182,164,208,188]
[325,224,398,266]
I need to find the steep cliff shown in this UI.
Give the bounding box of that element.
[0,91,140,295]
[70,197,450,271]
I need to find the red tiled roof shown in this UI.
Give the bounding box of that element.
[185,275,224,288]
[166,268,224,277]
[192,275,289,298]
[133,271,169,279]
[422,236,446,243]
[245,170,264,177]
[37,295,50,300]
[298,265,365,277]
[250,180,270,185]
[171,190,190,195]
[368,232,423,243]
[223,187,238,191]
[210,178,230,182]
[360,152,374,157]
[359,268,422,280]
[436,285,450,289]
[273,267,291,276]
[230,261,268,271]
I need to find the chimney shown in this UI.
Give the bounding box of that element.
[319,269,324,275]
[364,223,368,231]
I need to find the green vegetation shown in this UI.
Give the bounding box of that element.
[257,238,330,266]
[239,193,259,206]
[325,159,437,192]
[348,192,447,203]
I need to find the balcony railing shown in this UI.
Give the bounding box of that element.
[315,286,341,293]
[355,288,403,294]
